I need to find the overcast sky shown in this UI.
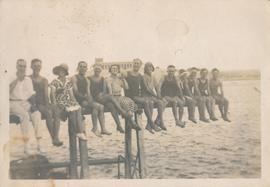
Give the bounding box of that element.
[0,0,268,78]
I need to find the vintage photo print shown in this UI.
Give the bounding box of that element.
[0,0,269,187]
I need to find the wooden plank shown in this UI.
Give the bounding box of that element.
[135,113,147,178]
[10,157,126,171]
[124,119,132,178]
[68,116,78,179]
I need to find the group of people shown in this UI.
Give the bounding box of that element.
[9,58,230,155]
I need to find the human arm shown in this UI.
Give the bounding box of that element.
[105,78,113,95]
[9,78,19,94]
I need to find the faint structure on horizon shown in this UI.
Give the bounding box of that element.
[94,58,134,71]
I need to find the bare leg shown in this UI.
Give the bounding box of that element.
[185,98,197,123]
[95,103,111,135]
[105,102,124,133]
[90,107,101,137]
[155,100,167,130]
[222,98,231,122]
[197,97,210,123]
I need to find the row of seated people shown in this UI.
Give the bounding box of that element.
[9,58,230,155]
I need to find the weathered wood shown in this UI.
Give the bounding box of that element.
[68,116,78,179]
[135,113,147,178]
[79,139,89,179]
[124,119,132,178]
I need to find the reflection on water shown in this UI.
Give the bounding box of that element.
[10,80,261,178]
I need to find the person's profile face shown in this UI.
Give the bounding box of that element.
[110,66,119,76]
[167,67,176,76]
[31,61,42,73]
[78,62,88,75]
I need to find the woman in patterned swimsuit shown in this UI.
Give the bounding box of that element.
[106,64,141,131]
[50,63,87,140]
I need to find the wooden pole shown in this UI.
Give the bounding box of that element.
[78,139,89,178]
[124,119,132,178]
[68,115,78,179]
[135,113,146,178]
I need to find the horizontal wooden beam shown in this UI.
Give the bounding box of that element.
[10,156,126,171]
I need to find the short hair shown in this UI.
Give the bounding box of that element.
[178,69,186,74]
[167,65,176,69]
[211,68,220,73]
[200,68,208,74]
[31,58,42,66]
[77,61,87,69]
[17,59,26,65]
[109,64,120,73]
[133,58,142,64]
[144,62,155,73]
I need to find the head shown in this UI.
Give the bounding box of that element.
[53,63,69,78]
[109,64,120,76]
[31,58,42,75]
[189,70,197,80]
[144,62,155,75]
[93,64,103,76]
[211,68,220,79]
[132,58,142,72]
[16,59,27,76]
[167,65,176,77]
[77,61,88,75]
[200,68,208,79]
[178,69,188,80]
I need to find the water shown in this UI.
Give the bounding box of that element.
[9,80,260,178]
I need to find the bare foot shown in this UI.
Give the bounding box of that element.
[91,129,102,137]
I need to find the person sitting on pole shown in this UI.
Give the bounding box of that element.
[125,58,161,134]
[88,64,127,133]
[50,63,87,141]
[187,68,210,123]
[140,62,167,131]
[106,64,141,131]
[158,65,186,128]
[10,59,44,155]
[71,61,111,137]
[198,68,218,121]
[178,69,197,124]
[30,58,63,147]
[209,68,231,122]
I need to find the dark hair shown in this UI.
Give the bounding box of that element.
[167,65,176,69]
[200,68,208,74]
[77,61,87,69]
[17,59,26,65]
[109,64,120,73]
[211,68,220,73]
[144,62,155,73]
[178,69,186,74]
[31,58,42,66]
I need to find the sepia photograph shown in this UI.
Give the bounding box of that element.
[0,0,269,187]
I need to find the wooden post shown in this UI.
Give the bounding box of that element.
[68,116,78,179]
[135,113,147,178]
[78,139,89,178]
[124,119,132,178]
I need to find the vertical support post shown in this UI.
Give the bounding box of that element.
[68,116,78,179]
[78,118,89,179]
[79,139,89,178]
[124,119,132,178]
[135,113,146,178]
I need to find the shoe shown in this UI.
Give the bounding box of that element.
[188,118,197,124]
[210,117,218,121]
[52,140,63,147]
[155,120,167,131]
[116,126,125,133]
[145,124,155,134]
[77,133,87,140]
[176,121,186,128]
[91,129,102,137]
[150,120,161,132]
[199,118,210,123]
[101,130,112,135]
[223,116,231,122]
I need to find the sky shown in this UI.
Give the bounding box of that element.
[0,0,268,78]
